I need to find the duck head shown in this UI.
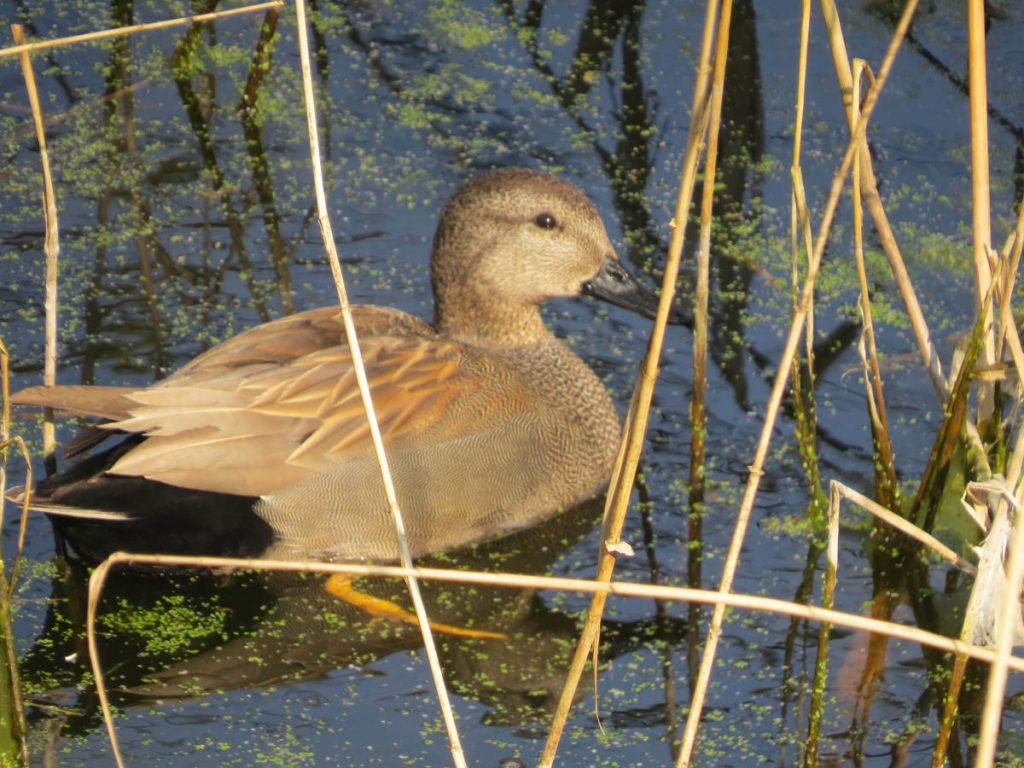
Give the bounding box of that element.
[430,168,686,346]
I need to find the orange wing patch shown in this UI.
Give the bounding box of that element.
[99,321,530,497]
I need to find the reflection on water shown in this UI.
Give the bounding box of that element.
[21,499,685,755]
[2,0,1024,765]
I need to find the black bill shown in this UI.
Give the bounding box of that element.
[582,258,692,327]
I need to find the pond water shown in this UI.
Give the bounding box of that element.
[2,1,1023,766]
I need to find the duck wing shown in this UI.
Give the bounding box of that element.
[12,306,418,418]
[16,306,533,499]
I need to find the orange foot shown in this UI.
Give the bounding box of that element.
[324,573,505,640]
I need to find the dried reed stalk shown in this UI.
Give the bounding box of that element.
[291,1,465,766]
[681,0,735,750]
[538,0,721,762]
[788,0,823,516]
[832,482,974,574]
[689,0,731,495]
[818,0,948,404]
[675,4,921,765]
[993,203,1024,394]
[788,0,828,522]
[850,59,898,504]
[965,0,996,433]
[0,2,283,60]
[670,2,744,767]
[682,0,726,728]
[11,24,58,476]
[974,494,1024,765]
[685,0,722,626]
[536,3,720,765]
[789,0,814,270]
[83,552,1024,671]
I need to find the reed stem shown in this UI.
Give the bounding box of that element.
[11,24,58,476]
[81,551,1024,671]
[675,3,920,764]
[538,0,722,761]
[292,1,466,765]
[0,2,283,59]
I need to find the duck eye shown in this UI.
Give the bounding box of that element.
[534,212,558,230]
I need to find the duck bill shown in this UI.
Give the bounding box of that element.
[581,258,691,326]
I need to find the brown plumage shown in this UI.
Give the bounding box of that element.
[12,168,678,562]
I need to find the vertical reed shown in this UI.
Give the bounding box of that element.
[291,0,467,765]
[0,338,30,768]
[676,3,921,764]
[11,25,58,476]
[788,0,825,521]
[802,484,841,767]
[965,0,996,433]
[537,0,721,761]
[819,0,948,404]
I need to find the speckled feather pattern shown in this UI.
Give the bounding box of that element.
[13,168,631,561]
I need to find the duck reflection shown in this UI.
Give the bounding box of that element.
[21,497,684,738]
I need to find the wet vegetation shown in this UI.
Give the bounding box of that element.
[1,0,1024,766]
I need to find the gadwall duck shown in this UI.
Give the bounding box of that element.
[13,168,681,563]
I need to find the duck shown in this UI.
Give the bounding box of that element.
[12,168,684,563]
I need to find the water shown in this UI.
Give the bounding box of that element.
[2,1,1023,765]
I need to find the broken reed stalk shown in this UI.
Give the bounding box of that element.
[789,0,814,277]
[994,219,1024,391]
[971,396,1024,764]
[850,59,899,505]
[675,3,920,765]
[818,0,948,404]
[832,483,974,575]
[291,1,466,767]
[11,24,57,477]
[974,491,1024,767]
[993,193,1024,390]
[538,0,722,763]
[0,1,283,60]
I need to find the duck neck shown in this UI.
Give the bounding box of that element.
[433,289,552,348]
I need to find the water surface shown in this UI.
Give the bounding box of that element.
[2,1,1023,765]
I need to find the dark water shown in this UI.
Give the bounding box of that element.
[2,1,1023,765]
